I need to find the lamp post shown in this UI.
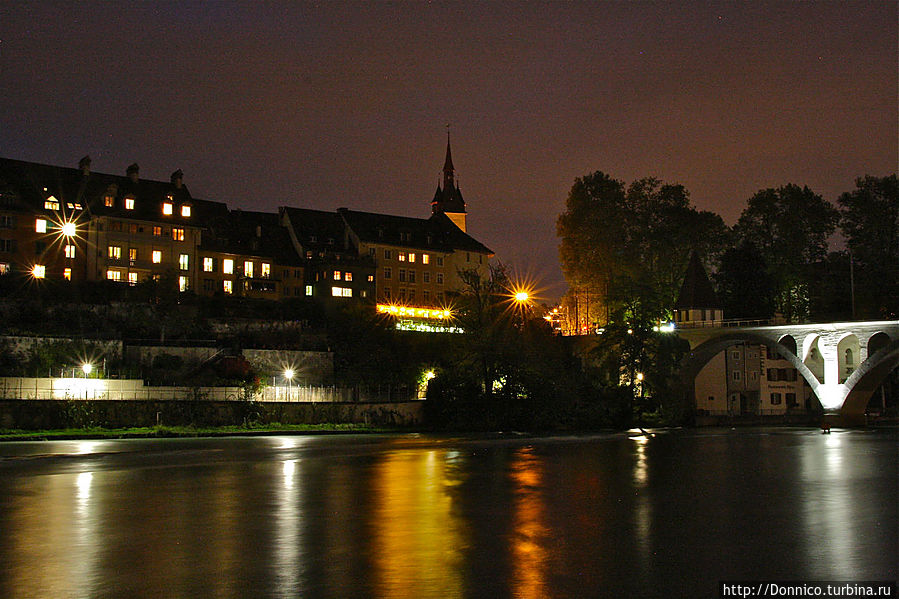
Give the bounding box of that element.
[513,290,530,328]
[284,368,295,400]
[81,363,93,378]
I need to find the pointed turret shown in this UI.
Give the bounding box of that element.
[674,251,723,326]
[430,129,467,232]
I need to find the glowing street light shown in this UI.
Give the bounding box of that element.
[284,368,295,399]
[61,221,77,237]
[514,290,529,303]
[425,370,436,381]
[81,362,93,377]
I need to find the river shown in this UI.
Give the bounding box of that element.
[0,428,895,598]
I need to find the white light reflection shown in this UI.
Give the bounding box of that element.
[275,458,304,596]
[76,471,93,503]
[73,469,99,599]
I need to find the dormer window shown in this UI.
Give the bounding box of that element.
[104,195,115,207]
[44,196,59,210]
[125,197,135,210]
[162,202,173,216]
[181,205,191,217]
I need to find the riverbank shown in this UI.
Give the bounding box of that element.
[0,422,410,441]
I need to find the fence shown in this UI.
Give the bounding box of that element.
[0,378,420,403]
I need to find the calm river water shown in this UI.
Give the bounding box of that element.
[0,429,895,598]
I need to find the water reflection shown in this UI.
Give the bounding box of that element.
[275,459,303,596]
[509,446,549,599]
[370,448,467,598]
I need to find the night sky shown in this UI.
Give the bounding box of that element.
[2,2,896,301]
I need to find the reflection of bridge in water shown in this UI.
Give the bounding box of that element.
[677,321,899,425]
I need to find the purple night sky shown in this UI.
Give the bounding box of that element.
[2,2,896,301]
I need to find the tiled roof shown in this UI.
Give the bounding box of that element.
[200,210,302,265]
[675,251,720,309]
[338,208,492,255]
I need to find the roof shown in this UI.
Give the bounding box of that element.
[200,209,302,265]
[675,251,720,310]
[338,208,492,255]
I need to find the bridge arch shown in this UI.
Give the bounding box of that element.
[840,338,899,417]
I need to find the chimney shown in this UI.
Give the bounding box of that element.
[78,156,91,176]
[171,169,183,189]
[126,163,139,183]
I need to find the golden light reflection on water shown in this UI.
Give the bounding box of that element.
[370,448,467,599]
[509,446,549,599]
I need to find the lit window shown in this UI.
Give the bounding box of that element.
[223,259,234,274]
[203,257,214,272]
[108,245,122,259]
[106,270,121,281]
[398,253,406,262]
[367,275,374,282]
[244,261,254,278]
[125,197,135,210]
[223,280,233,294]
[333,270,341,281]
[64,244,75,259]
[172,228,184,241]
[422,254,430,265]
[343,287,352,297]
[44,197,59,210]
[331,286,353,297]
[152,250,162,264]
[63,267,71,280]
[178,276,188,292]
[181,205,191,217]
[261,263,270,278]
[128,272,138,286]
[74,203,82,210]
[35,219,47,233]
[32,264,45,278]
[104,195,114,207]
[179,254,189,270]
[345,272,352,282]
[129,248,138,262]
[162,202,173,215]
[305,285,313,296]
[153,226,162,236]
[408,253,416,263]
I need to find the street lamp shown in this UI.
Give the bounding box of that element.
[81,362,93,377]
[284,368,295,399]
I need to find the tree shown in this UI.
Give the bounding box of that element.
[557,171,729,328]
[734,184,839,322]
[838,175,898,319]
[714,242,776,320]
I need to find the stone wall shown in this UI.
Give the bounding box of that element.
[0,399,424,430]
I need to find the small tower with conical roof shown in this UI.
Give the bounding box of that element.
[674,251,723,326]
[430,129,467,232]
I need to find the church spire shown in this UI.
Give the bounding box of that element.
[443,126,455,190]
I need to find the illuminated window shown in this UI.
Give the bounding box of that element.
[333,270,341,281]
[64,244,75,259]
[398,252,406,262]
[422,254,430,265]
[305,285,312,296]
[179,254,189,270]
[44,197,59,210]
[345,272,352,282]
[408,253,416,263]
[104,195,115,207]
[106,270,121,281]
[108,245,122,259]
[181,205,191,217]
[178,276,188,292]
[153,226,162,236]
[332,286,352,297]
[128,272,138,286]
[126,248,136,263]
[223,280,233,294]
[343,287,352,297]
[162,202,173,215]
[244,261,254,278]
[152,250,162,264]
[203,257,214,272]
[172,227,184,241]
[261,262,270,278]
[125,197,135,210]
[35,218,47,233]
[63,267,71,280]
[367,275,374,282]
[32,264,45,278]
[223,259,233,274]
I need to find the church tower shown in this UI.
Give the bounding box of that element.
[430,131,467,232]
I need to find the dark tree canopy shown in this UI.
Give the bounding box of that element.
[838,175,898,319]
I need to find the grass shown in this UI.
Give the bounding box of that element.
[0,422,404,441]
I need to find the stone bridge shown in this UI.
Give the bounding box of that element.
[677,321,899,425]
